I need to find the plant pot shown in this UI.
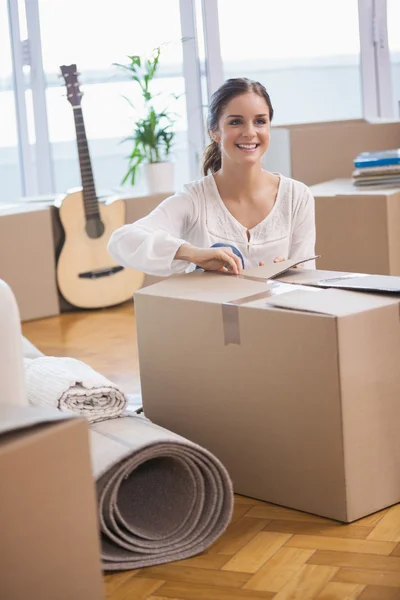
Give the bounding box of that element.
[143,162,174,194]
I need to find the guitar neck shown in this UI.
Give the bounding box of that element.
[73,107,100,220]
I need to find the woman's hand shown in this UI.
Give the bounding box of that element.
[258,258,285,267]
[273,256,301,268]
[175,244,243,275]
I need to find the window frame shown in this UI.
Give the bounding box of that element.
[7,0,396,198]
[358,0,394,119]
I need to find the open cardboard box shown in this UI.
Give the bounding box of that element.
[0,405,105,600]
[135,259,400,522]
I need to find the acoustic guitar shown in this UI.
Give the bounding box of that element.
[57,64,144,309]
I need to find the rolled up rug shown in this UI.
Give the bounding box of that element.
[90,414,234,571]
[23,356,127,423]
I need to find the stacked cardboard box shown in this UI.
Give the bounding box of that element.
[312,179,400,275]
[0,203,60,321]
[0,191,171,320]
[266,119,400,186]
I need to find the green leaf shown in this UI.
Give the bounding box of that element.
[128,55,141,67]
[113,62,135,73]
[120,136,135,144]
[121,170,131,185]
[121,95,136,110]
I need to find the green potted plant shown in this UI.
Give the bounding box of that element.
[115,46,176,193]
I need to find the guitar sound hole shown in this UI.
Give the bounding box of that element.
[86,217,105,239]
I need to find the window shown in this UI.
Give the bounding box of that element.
[5,0,397,199]
[217,0,362,125]
[37,0,190,195]
[388,0,400,117]
[0,0,22,203]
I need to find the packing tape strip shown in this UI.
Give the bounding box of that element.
[221,304,241,345]
[222,284,284,345]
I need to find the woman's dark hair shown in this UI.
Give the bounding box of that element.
[202,78,274,175]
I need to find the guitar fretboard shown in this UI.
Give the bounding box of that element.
[73,107,100,220]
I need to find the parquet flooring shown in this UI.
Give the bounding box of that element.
[22,301,400,600]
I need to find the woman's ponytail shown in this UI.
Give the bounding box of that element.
[202,140,221,176]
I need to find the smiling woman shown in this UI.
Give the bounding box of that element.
[203,78,273,175]
[108,77,316,277]
[205,81,278,234]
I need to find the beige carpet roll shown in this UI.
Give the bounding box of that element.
[90,414,234,571]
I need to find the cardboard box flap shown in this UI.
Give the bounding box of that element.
[265,288,399,316]
[135,269,271,303]
[231,281,321,309]
[316,274,400,294]
[278,270,400,295]
[277,268,359,286]
[0,404,76,437]
[241,256,318,280]
[135,256,318,303]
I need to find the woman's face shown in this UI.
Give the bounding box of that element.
[212,92,271,167]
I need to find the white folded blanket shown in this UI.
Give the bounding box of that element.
[23,356,127,423]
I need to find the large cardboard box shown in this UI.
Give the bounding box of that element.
[134,266,400,522]
[311,179,400,276]
[0,404,105,600]
[266,119,400,186]
[0,203,60,321]
[122,190,173,224]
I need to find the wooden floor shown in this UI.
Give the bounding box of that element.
[23,302,400,600]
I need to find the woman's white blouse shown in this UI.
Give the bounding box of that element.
[108,173,316,276]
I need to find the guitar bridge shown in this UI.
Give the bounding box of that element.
[78,266,124,279]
